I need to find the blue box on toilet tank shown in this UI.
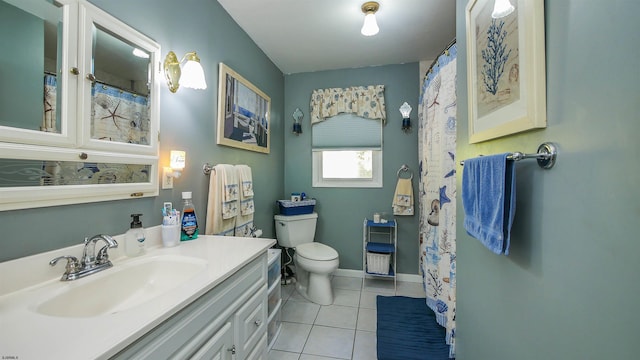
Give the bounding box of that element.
[277,199,316,215]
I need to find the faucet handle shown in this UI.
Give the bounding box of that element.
[50,255,80,273]
[96,245,111,264]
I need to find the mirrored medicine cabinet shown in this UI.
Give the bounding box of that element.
[0,0,161,211]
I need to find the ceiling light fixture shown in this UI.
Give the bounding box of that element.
[491,0,515,18]
[360,1,380,36]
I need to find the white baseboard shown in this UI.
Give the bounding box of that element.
[333,268,422,283]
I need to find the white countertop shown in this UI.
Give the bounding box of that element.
[0,226,275,360]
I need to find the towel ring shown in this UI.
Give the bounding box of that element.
[397,164,413,180]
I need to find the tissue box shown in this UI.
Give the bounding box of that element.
[277,199,316,215]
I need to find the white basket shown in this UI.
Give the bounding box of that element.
[366,252,390,275]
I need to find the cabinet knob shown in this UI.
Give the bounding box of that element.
[70,67,79,75]
[79,152,88,160]
[227,345,236,355]
[254,319,262,327]
[86,73,96,82]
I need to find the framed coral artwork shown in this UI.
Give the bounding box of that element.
[465,0,546,143]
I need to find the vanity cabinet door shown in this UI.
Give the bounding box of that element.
[190,321,234,360]
[234,286,268,359]
[244,334,268,360]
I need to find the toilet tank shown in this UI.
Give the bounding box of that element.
[274,212,318,248]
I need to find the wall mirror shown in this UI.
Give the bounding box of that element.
[0,0,160,211]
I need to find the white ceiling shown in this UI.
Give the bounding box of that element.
[217,0,456,75]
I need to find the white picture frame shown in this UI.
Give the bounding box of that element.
[216,63,271,154]
[465,0,546,143]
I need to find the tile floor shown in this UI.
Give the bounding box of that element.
[268,275,425,360]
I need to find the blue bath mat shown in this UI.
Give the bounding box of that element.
[376,296,450,360]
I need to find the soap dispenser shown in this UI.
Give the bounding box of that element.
[125,213,146,257]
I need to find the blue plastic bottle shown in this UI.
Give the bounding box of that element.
[180,192,199,241]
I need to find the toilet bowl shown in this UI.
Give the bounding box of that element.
[274,213,339,305]
[294,243,339,305]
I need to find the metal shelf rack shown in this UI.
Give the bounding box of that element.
[362,218,397,292]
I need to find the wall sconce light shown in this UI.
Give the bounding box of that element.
[292,108,303,135]
[360,2,380,36]
[163,51,207,93]
[162,150,186,189]
[400,102,412,133]
[491,0,515,18]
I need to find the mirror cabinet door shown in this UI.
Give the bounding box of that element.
[78,2,160,155]
[0,0,160,211]
[0,0,77,147]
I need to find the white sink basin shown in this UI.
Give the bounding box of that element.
[34,255,207,318]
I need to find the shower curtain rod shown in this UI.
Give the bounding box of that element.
[424,38,457,80]
[459,142,558,169]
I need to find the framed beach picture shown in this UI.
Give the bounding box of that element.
[465,0,546,144]
[216,63,271,153]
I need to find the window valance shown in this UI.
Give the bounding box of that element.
[310,85,386,125]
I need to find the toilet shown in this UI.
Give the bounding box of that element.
[274,212,339,305]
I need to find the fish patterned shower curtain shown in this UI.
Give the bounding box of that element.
[418,41,457,358]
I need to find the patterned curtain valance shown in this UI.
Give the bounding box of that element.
[310,85,386,125]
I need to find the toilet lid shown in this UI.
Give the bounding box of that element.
[296,243,338,261]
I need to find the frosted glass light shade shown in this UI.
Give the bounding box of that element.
[491,0,515,18]
[361,13,379,36]
[399,102,412,118]
[180,60,207,90]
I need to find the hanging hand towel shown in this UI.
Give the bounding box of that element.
[392,178,414,215]
[236,164,254,198]
[205,164,236,236]
[222,165,239,202]
[462,154,516,255]
[234,165,254,237]
[219,165,239,219]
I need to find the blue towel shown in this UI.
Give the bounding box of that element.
[462,153,515,255]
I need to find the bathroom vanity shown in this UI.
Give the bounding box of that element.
[0,228,275,359]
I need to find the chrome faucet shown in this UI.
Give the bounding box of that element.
[50,234,118,281]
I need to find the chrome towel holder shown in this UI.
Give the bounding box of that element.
[202,163,216,175]
[397,164,413,179]
[459,142,558,169]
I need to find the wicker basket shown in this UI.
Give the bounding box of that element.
[366,252,390,275]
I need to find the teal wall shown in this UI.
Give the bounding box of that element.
[284,64,421,274]
[0,0,285,262]
[455,0,640,358]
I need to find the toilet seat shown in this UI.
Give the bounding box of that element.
[296,243,338,261]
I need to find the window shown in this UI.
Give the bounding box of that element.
[312,114,382,188]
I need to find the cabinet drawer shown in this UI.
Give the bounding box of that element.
[267,248,281,289]
[235,284,267,359]
[267,281,281,314]
[267,304,281,350]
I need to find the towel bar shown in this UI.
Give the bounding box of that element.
[202,163,216,175]
[459,142,558,169]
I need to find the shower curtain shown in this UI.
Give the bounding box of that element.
[418,41,457,358]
